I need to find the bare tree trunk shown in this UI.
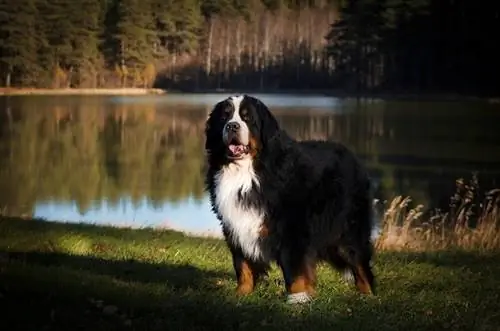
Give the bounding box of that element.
[277,9,286,88]
[261,13,270,90]
[236,21,242,70]
[224,22,231,83]
[205,17,214,79]
[242,23,249,87]
[308,9,315,79]
[194,54,200,89]
[120,40,126,88]
[171,53,177,82]
[6,71,11,88]
[295,11,302,83]
[67,66,73,88]
[253,23,259,88]
[132,67,137,88]
[92,68,97,88]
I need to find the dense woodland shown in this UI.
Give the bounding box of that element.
[0,0,499,95]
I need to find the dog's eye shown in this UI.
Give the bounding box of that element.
[240,109,248,118]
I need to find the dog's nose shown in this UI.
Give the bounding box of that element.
[226,122,240,132]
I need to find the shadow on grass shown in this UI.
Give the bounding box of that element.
[2,250,499,331]
[1,217,500,330]
[1,249,237,330]
[0,215,200,243]
[2,250,226,286]
[0,250,418,330]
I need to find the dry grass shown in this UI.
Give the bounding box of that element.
[376,175,500,251]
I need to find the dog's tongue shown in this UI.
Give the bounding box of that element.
[229,144,245,155]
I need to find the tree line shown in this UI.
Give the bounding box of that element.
[0,0,499,94]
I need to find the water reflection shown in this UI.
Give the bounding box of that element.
[110,93,343,109]
[1,95,499,237]
[35,196,221,237]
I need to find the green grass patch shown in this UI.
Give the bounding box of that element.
[1,216,499,331]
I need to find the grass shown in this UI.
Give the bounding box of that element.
[1,215,500,331]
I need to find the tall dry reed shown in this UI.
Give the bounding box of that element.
[375,175,500,251]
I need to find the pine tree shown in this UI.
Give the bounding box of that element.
[37,0,77,87]
[0,0,40,86]
[152,0,176,56]
[169,0,202,54]
[114,0,156,86]
[68,0,103,87]
[200,0,233,18]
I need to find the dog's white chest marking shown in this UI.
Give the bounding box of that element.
[214,159,267,261]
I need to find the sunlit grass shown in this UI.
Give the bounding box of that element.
[376,175,500,251]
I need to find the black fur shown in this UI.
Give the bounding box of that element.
[205,95,376,299]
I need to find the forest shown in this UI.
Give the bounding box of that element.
[0,0,499,95]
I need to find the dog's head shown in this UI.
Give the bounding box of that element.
[205,95,280,163]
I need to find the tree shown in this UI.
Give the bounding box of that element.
[113,0,156,86]
[68,0,103,87]
[37,0,77,87]
[0,0,498,95]
[0,0,40,86]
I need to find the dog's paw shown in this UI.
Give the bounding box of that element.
[236,284,254,296]
[342,270,355,284]
[286,292,312,304]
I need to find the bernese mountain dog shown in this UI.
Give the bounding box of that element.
[204,95,376,304]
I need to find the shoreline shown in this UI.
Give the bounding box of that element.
[0,87,167,96]
[175,88,500,103]
[0,87,499,103]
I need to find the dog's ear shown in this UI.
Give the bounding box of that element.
[254,98,279,145]
[204,100,226,152]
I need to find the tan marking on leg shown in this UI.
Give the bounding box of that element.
[289,262,317,296]
[236,260,255,295]
[354,264,373,295]
[289,275,308,294]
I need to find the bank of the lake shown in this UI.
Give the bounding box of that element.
[172,88,500,103]
[1,216,499,331]
[1,87,499,103]
[0,87,167,96]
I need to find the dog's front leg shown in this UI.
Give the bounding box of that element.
[231,250,268,295]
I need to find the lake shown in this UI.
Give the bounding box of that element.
[1,93,499,238]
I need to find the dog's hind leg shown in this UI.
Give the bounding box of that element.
[353,251,376,295]
[344,191,377,295]
[337,243,376,295]
[278,246,317,304]
[324,245,355,284]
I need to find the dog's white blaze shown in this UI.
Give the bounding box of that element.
[214,157,267,261]
[222,95,250,146]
